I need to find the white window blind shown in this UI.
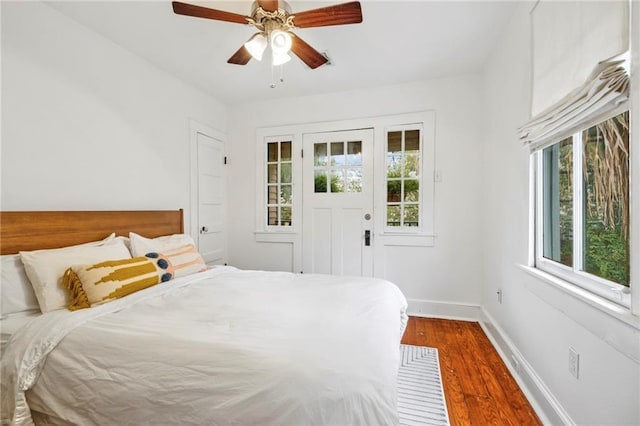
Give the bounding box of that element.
[519,0,630,152]
[519,54,630,151]
[530,0,629,116]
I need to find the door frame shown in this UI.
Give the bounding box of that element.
[189,119,227,251]
[254,111,436,275]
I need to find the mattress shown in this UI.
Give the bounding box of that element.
[1,266,408,425]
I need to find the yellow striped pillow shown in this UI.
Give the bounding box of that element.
[62,257,170,311]
[61,244,206,311]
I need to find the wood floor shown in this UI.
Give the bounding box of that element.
[401,317,541,425]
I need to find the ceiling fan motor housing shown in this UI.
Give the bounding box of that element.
[248,1,295,35]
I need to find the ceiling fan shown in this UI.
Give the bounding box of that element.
[172,0,363,70]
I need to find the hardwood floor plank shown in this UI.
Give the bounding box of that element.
[401,317,541,426]
[468,323,541,424]
[419,319,472,425]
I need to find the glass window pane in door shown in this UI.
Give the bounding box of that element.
[347,141,362,165]
[331,142,345,165]
[314,143,327,166]
[330,169,345,193]
[315,170,327,193]
[346,168,362,192]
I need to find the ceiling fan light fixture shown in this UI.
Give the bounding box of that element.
[272,51,292,66]
[244,33,268,61]
[270,30,292,54]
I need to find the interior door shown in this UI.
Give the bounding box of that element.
[197,132,226,264]
[302,129,374,276]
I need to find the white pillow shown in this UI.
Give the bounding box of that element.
[1,233,116,317]
[129,232,195,257]
[20,238,131,313]
[1,254,40,318]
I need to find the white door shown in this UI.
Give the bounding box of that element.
[196,132,226,264]
[302,129,374,276]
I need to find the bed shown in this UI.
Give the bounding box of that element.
[0,210,408,425]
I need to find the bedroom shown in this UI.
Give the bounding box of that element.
[1,0,638,425]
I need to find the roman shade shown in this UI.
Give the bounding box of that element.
[519,0,630,151]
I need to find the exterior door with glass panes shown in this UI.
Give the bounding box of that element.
[302,129,374,276]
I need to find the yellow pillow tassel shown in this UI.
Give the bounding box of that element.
[61,268,91,311]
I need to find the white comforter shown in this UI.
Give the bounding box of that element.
[1,267,408,425]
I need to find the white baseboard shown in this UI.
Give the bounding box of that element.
[479,308,574,426]
[406,298,482,321]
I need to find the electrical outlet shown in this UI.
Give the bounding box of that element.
[496,289,502,304]
[569,347,580,379]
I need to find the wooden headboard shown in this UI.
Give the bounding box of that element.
[0,210,184,255]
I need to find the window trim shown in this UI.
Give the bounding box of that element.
[533,109,631,308]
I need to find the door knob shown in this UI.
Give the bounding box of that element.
[200,226,209,234]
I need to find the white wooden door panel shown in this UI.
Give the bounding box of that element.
[302,129,374,277]
[311,208,333,274]
[197,132,226,265]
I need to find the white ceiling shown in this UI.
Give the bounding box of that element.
[47,1,517,105]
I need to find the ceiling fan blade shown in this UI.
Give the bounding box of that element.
[292,1,362,28]
[227,45,252,65]
[172,2,249,24]
[257,0,279,12]
[290,34,328,69]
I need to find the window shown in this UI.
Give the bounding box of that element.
[386,128,421,228]
[537,111,630,305]
[266,139,292,227]
[313,140,363,193]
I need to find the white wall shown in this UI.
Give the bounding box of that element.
[0,1,226,235]
[228,75,485,310]
[482,3,639,424]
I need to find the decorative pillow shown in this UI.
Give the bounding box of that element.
[62,244,206,311]
[20,238,130,313]
[62,255,174,311]
[129,232,195,257]
[1,254,40,318]
[145,244,207,279]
